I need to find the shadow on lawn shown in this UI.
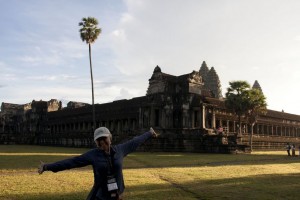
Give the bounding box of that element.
[0,155,81,170]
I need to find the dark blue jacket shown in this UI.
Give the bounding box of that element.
[44,131,153,200]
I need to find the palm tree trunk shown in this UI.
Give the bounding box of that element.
[89,43,96,130]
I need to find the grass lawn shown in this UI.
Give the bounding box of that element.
[0,145,299,200]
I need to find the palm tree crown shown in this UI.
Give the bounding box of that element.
[79,17,101,44]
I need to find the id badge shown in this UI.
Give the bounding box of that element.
[107,177,118,191]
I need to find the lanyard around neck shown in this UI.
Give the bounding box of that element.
[104,152,114,175]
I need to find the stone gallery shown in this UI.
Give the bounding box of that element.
[1,62,300,153]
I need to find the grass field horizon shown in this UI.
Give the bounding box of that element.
[1,145,299,200]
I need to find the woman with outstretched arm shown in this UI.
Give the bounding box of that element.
[38,127,157,200]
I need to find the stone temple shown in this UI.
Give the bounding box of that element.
[1,61,300,153]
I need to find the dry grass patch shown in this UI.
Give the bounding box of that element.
[1,146,300,200]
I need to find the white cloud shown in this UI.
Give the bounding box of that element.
[19,56,41,63]
[25,74,79,81]
[120,13,134,24]
[114,87,141,101]
[6,86,92,105]
[112,29,127,41]
[3,74,17,81]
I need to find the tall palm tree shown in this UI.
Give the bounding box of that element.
[79,17,101,130]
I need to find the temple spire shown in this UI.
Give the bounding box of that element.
[199,61,209,82]
[205,67,223,98]
[252,80,263,94]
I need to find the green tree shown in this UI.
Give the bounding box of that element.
[246,89,267,151]
[79,17,101,130]
[225,81,251,135]
[225,81,267,151]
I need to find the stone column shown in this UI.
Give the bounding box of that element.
[227,120,229,133]
[284,126,287,137]
[256,124,259,135]
[201,105,206,128]
[139,108,143,128]
[192,110,195,128]
[150,106,155,127]
[233,121,236,133]
[271,125,273,136]
[197,109,201,128]
[212,110,216,129]
[161,109,166,128]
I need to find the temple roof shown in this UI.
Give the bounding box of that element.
[264,109,300,121]
[204,97,226,108]
[204,97,300,121]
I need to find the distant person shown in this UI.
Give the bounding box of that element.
[217,126,223,134]
[38,127,157,200]
[291,144,296,157]
[286,143,291,156]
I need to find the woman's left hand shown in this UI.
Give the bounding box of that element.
[150,127,157,138]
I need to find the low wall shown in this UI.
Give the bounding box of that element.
[5,129,300,153]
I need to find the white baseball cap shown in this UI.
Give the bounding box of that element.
[94,127,111,141]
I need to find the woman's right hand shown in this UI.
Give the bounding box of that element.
[38,160,45,174]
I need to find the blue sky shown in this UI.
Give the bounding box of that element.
[1,0,300,115]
